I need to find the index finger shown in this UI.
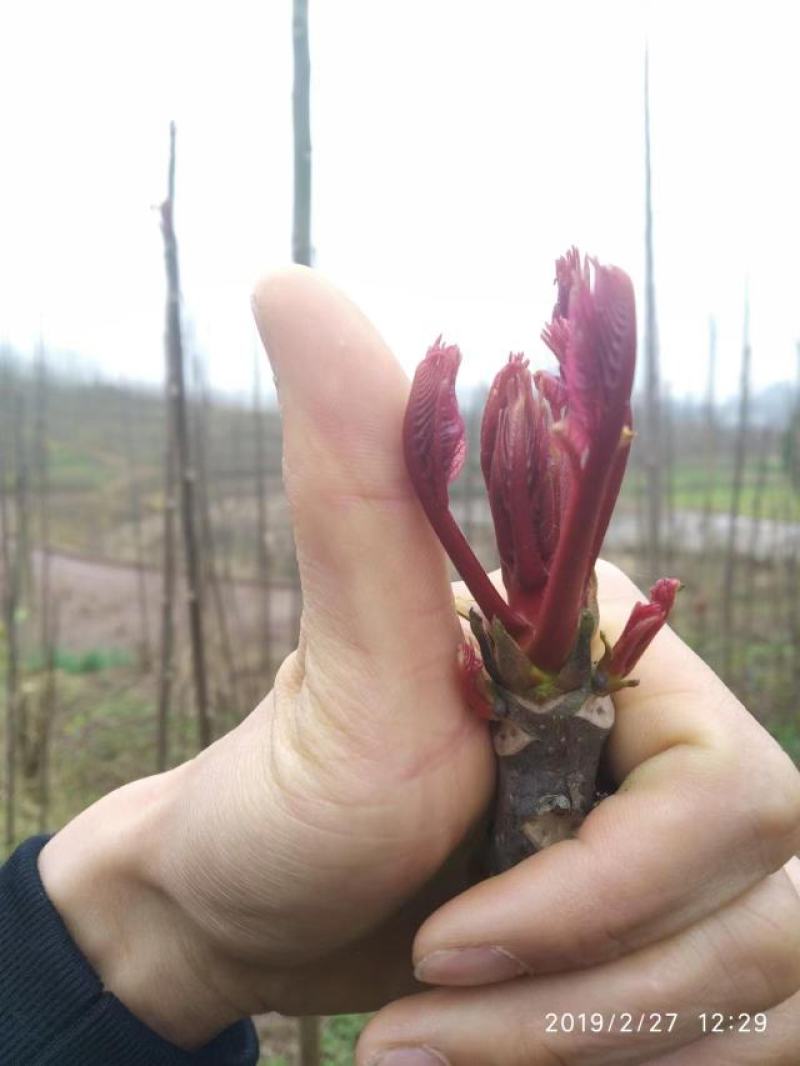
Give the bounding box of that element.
[413,559,800,984]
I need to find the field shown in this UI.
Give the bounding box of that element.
[2,367,799,1063]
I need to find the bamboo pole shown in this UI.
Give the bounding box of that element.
[121,385,153,672]
[741,427,770,694]
[160,122,212,750]
[10,377,30,797]
[1,435,19,850]
[663,384,676,569]
[721,286,752,681]
[156,396,177,771]
[192,365,241,720]
[642,44,663,581]
[292,0,312,267]
[37,602,59,834]
[292,4,320,1059]
[253,354,273,689]
[299,1017,320,1066]
[33,343,57,831]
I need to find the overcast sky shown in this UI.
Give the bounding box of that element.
[1,0,798,402]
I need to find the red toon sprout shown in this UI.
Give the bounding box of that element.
[602,578,682,682]
[403,250,679,685]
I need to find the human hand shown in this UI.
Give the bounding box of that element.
[38,269,800,1064]
[356,559,800,1064]
[40,267,497,1046]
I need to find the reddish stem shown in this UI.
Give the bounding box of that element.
[526,427,618,670]
[426,504,526,637]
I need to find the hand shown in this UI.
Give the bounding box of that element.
[39,267,496,1046]
[38,268,800,1064]
[356,559,800,1064]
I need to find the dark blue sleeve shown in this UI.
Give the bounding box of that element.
[0,836,260,1066]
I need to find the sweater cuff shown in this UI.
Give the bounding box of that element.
[0,836,260,1065]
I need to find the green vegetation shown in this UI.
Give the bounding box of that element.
[2,368,799,1064]
[771,719,800,763]
[258,1013,371,1065]
[25,647,133,675]
[321,1014,372,1064]
[622,455,796,518]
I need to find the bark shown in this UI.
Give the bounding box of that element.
[471,604,615,873]
[161,121,212,749]
[490,688,613,872]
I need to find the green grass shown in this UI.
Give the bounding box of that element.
[321,1014,372,1064]
[622,456,798,520]
[24,647,133,675]
[47,440,117,492]
[258,1014,372,1065]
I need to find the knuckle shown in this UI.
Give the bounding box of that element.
[750,752,800,862]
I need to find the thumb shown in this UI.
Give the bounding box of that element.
[251,267,463,727]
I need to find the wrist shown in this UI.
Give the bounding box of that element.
[38,766,244,1050]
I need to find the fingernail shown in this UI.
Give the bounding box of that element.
[368,1048,450,1066]
[414,945,528,985]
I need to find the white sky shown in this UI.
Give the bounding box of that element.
[1,0,798,402]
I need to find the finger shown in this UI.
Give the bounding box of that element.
[252,268,464,727]
[592,559,782,779]
[358,866,800,1066]
[650,859,800,1065]
[649,994,800,1065]
[416,560,800,980]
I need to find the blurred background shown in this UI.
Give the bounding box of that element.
[1,1,799,1061]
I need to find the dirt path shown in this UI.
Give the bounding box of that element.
[31,548,297,655]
